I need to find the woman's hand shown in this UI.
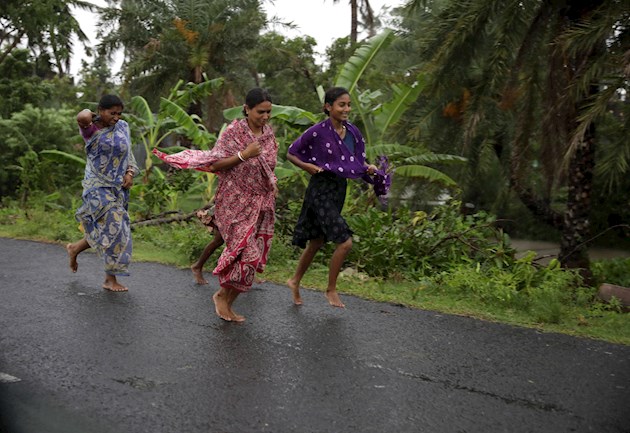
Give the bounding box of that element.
[366,164,378,175]
[307,163,324,176]
[122,173,134,189]
[242,140,262,160]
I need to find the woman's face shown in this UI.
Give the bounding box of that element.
[246,101,272,130]
[98,105,123,127]
[326,93,351,122]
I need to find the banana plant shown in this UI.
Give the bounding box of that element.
[333,29,465,187]
[126,77,223,182]
[126,78,223,211]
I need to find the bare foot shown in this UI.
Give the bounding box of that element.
[229,309,246,322]
[286,278,303,305]
[226,289,246,322]
[191,265,208,285]
[102,281,128,292]
[213,291,233,321]
[325,290,345,308]
[66,243,78,273]
[254,277,266,284]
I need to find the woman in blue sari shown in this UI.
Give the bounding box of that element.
[66,95,139,292]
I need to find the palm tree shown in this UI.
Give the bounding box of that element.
[97,0,265,129]
[0,0,96,75]
[403,0,630,282]
[329,0,376,44]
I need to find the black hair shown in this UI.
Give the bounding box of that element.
[323,87,350,115]
[98,94,124,110]
[242,88,272,116]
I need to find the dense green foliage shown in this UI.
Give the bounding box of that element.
[393,0,630,279]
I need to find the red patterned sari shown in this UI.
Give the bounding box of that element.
[152,119,278,292]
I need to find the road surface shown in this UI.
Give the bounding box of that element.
[1,238,629,432]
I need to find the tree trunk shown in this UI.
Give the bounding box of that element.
[555,0,603,285]
[559,123,595,284]
[350,0,358,44]
[187,67,203,120]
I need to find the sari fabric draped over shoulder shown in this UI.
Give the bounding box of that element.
[75,119,138,275]
[152,119,278,292]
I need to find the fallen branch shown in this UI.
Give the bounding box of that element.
[131,202,213,228]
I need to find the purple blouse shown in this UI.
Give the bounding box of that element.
[288,118,391,196]
[80,123,99,141]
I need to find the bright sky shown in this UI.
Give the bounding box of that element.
[70,0,406,77]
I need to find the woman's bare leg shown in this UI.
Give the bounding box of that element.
[191,232,224,285]
[103,274,128,292]
[286,238,324,305]
[325,237,352,308]
[226,288,245,322]
[66,238,90,273]
[212,287,233,321]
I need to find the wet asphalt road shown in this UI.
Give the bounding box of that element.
[1,237,629,433]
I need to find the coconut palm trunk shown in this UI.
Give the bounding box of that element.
[560,128,595,275]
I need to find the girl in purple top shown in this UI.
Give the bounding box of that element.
[286,87,381,308]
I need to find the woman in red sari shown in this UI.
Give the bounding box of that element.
[153,88,278,322]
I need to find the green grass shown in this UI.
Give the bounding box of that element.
[1,205,629,346]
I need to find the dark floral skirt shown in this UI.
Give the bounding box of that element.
[292,172,352,248]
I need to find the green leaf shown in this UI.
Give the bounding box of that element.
[171,77,224,108]
[270,105,321,125]
[367,143,426,157]
[403,153,467,165]
[373,74,428,136]
[395,165,458,186]
[222,106,243,121]
[223,104,321,125]
[129,96,155,128]
[159,98,214,146]
[335,29,395,93]
[39,150,86,167]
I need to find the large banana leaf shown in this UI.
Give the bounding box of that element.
[129,96,155,128]
[403,153,468,165]
[39,150,86,167]
[394,165,458,187]
[368,143,427,157]
[373,74,428,138]
[223,104,321,125]
[169,77,224,108]
[269,105,322,125]
[335,29,395,93]
[159,98,214,147]
[222,106,242,121]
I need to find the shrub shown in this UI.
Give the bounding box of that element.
[591,257,630,287]
[346,200,514,279]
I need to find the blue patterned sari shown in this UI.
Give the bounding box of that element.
[75,120,138,276]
